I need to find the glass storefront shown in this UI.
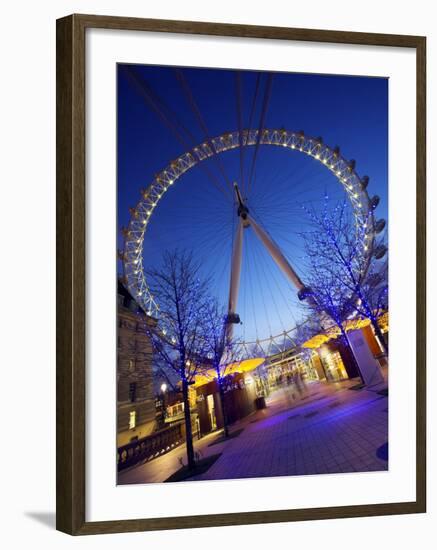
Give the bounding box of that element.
[265,351,318,389]
[318,345,348,382]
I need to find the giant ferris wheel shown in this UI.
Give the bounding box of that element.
[120,66,387,358]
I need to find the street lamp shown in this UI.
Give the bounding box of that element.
[160,383,168,423]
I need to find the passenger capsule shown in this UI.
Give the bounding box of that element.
[298,286,313,301]
[370,195,380,209]
[374,244,387,259]
[375,219,386,233]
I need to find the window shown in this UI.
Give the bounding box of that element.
[129,410,136,430]
[128,359,135,373]
[129,381,137,402]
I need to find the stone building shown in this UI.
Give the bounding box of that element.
[117,281,156,447]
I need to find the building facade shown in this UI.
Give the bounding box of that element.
[117,281,157,447]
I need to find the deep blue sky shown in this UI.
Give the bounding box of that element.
[118,65,388,346]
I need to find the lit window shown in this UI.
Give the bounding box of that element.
[129,411,136,430]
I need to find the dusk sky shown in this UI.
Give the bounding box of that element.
[117,65,388,347]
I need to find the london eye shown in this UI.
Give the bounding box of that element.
[119,67,386,358]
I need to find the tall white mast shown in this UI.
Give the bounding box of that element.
[225,218,244,341]
[248,216,305,291]
[225,183,313,341]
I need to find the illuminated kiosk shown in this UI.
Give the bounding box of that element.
[194,358,266,436]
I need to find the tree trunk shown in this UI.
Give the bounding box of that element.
[218,379,229,438]
[181,380,195,470]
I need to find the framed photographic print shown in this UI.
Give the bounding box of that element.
[56,14,426,535]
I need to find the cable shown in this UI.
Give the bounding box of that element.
[235,71,246,191]
[173,68,234,192]
[246,73,274,196]
[122,66,232,202]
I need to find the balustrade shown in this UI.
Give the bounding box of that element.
[118,422,184,470]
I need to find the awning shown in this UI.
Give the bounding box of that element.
[193,357,265,388]
[302,312,389,350]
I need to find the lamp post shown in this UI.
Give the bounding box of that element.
[160,383,167,425]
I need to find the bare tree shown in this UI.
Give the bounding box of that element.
[357,256,388,323]
[145,250,210,470]
[299,246,365,381]
[202,299,242,438]
[300,198,388,355]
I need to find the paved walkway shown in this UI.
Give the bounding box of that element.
[118,376,388,485]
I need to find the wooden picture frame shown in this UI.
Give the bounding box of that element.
[56,13,426,535]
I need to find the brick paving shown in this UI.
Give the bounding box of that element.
[118,377,388,485]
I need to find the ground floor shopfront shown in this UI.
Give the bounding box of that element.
[304,320,388,383]
[192,318,388,439]
[195,371,261,436]
[261,318,388,389]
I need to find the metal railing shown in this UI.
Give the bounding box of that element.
[117,422,184,471]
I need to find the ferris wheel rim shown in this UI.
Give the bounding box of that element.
[122,128,376,352]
